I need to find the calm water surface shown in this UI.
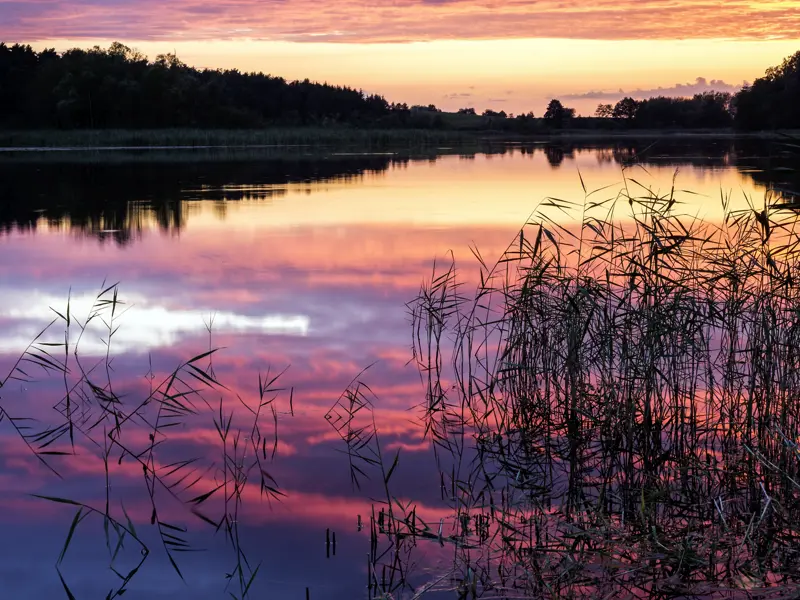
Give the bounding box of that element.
[0,140,796,598]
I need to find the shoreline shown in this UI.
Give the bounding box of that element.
[0,128,797,152]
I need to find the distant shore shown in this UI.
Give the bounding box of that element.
[521,129,800,141]
[0,127,797,152]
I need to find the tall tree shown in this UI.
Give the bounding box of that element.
[612,97,640,120]
[544,99,575,127]
[595,104,613,118]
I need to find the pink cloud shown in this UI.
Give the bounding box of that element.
[3,0,800,43]
[561,77,747,103]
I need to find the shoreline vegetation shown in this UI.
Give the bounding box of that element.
[395,171,800,598]
[2,127,800,151]
[1,42,798,149]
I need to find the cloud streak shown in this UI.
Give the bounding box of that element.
[561,77,746,103]
[3,0,800,43]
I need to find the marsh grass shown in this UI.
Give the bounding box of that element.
[0,283,291,599]
[393,168,800,598]
[321,159,800,598]
[4,128,791,154]
[0,128,476,150]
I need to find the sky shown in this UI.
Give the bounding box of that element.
[3,1,800,114]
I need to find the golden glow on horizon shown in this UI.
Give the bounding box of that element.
[15,152,770,239]
[29,37,800,114]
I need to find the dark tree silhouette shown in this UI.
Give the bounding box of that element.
[410,104,441,112]
[735,51,800,130]
[0,42,395,129]
[544,99,574,119]
[595,104,614,118]
[632,93,732,129]
[544,99,576,128]
[612,97,640,120]
[1,41,793,133]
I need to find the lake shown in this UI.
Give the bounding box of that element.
[1,139,798,599]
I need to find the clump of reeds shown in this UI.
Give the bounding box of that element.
[385,169,800,598]
[0,283,291,598]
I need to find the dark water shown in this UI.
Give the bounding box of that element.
[0,139,798,599]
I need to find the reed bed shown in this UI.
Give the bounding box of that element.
[364,171,800,598]
[326,171,800,598]
[0,128,475,150]
[2,129,794,152]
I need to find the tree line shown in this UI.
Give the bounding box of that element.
[1,42,798,131]
[735,52,800,130]
[0,42,397,128]
[585,51,799,130]
[590,92,735,128]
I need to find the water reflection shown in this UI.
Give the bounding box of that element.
[1,140,798,244]
[0,152,410,244]
[0,140,799,598]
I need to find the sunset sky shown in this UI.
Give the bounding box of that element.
[4,2,800,115]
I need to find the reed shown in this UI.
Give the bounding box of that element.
[0,128,793,152]
[390,167,800,597]
[0,127,476,150]
[0,282,291,598]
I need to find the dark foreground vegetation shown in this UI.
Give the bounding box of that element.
[394,175,800,598]
[0,42,798,139]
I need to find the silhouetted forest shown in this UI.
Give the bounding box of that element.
[735,52,800,130]
[590,51,800,130]
[0,42,397,128]
[1,42,798,132]
[593,92,734,128]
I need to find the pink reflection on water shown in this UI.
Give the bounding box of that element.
[0,148,783,596]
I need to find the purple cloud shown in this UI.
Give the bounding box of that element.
[2,0,800,43]
[560,77,747,103]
